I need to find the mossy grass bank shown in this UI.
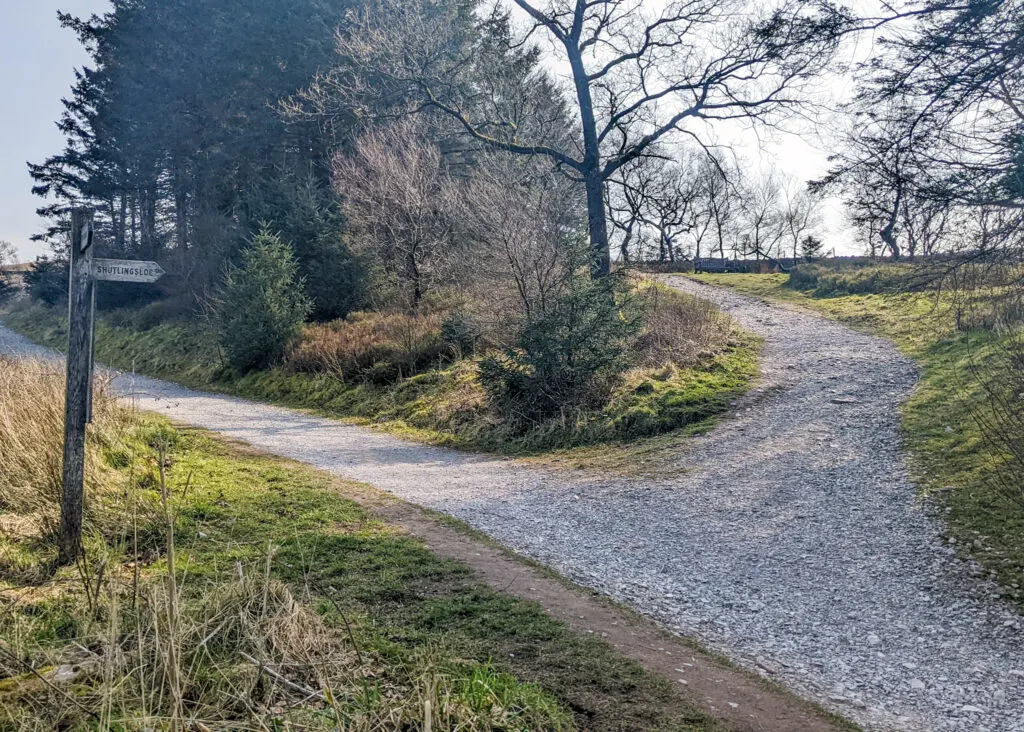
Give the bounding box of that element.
[2,286,758,457]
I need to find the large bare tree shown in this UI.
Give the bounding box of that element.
[298,0,850,277]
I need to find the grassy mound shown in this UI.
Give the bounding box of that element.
[3,286,757,455]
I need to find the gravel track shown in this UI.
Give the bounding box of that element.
[3,280,1023,731]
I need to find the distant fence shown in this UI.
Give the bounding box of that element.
[638,258,788,274]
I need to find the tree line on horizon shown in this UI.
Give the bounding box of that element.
[22,0,1023,299]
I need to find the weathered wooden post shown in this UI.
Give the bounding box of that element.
[59,208,95,564]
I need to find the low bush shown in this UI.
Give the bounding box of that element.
[441,310,481,357]
[215,228,311,373]
[479,276,642,423]
[288,310,446,383]
[104,296,198,331]
[787,262,941,296]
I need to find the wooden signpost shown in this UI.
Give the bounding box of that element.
[58,208,166,564]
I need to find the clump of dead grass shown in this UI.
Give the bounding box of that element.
[0,357,132,535]
[288,311,446,383]
[0,552,573,730]
[637,283,736,367]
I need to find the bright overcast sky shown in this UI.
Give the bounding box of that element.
[0,0,112,262]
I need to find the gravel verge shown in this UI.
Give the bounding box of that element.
[2,280,1022,731]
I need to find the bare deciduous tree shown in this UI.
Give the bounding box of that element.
[644,161,702,264]
[460,154,585,330]
[333,120,461,309]
[781,181,821,261]
[0,241,17,269]
[606,156,656,263]
[739,172,787,262]
[813,105,931,260]
[701,155,743,259]
[299,0,850,277]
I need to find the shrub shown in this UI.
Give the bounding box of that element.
[288,311,445,382]
[215,229,311,373]
[479,275,642,423]
[441,311,481,357]
[0,275,12,304]
[787,262,940,296]
[24,257,68,306]
[106,297,197,331]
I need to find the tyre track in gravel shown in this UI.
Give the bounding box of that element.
[2,278,1023,731]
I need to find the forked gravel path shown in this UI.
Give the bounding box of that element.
[3,279,1023,731]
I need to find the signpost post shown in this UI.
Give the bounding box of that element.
[59,209,95,564]
[58,208,165,564]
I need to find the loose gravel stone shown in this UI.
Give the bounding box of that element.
[3,278,1023,731]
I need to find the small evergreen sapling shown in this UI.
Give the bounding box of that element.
[215,228,311,372]
[801,235,825,262]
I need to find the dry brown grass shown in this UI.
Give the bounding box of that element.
[637,282,736,367]
[0,357,131,533]
[0,359,574,731]
[288,311,447,383]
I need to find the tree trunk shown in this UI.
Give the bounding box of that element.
[585,169,611,277]
[881,185,903,260]
[173,167,189,254]
[140,184,158,259]
[566,36,611,279]
[117,190,128,252]
[407,250,422,310]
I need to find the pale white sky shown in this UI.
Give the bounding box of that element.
[0,0,111,261]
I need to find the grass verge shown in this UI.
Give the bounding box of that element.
[686,272,1024,604]
[2,294,758,458]
[0,372,716,728]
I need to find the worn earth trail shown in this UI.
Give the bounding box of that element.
[3,278,1023,731]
